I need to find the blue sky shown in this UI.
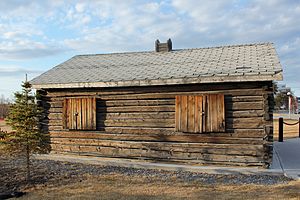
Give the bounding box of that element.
[0,0,299,98]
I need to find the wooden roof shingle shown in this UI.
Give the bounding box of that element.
[31,43,283,89]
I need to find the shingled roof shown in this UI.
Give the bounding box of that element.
[31,43,283,89]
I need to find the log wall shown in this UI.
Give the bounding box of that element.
[39,81,274,167]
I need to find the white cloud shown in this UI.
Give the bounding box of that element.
[0,65,43,98]
[0,39,66,60]
[0,0,300,95]
[75,2,86,13]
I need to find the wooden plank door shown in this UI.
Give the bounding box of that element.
[63,97,96,130]
[205,94,225,132]
[176,94,225,133]
[175,95,204,133]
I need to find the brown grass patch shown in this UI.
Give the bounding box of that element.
[19,175,300,200]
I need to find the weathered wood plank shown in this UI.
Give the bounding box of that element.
[226,110,264,118]
[48,107,62,113]
[98,105,175,113]
[97,112,175,120]
[50,150,266,166]
[226,117,266,129]
[51,138,264,156]
[225,96,263,102]
[46,82,267,97]
[175,96,180,131]
[49,125,63,131]
[50,131,266,145]
[50,128,266,138]
[97,120,175,128]
[194,96,202,133]
[92,97,97,130]
[99,99,175,107]
[226,102,263,110]
[98,118,174,123]
[96,127,175,134]
[187,96,195,132]
[217,94,225,132]
[48,119,62,126]
[181,96,188,132]
[45,89,265,102]
[49,101,63,108]
[95,89,264,100]
[50,144,264,163]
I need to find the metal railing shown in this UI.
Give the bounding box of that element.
[278,117,300,142]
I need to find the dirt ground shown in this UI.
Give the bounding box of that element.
[20,175,300,200]
[0,155,299,200]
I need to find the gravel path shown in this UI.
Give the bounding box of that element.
[0,155,292,196]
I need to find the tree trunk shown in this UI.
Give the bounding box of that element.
[26,143,30,182]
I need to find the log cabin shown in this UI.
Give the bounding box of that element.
[31,39,283,168]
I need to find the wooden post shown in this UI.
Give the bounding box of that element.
[279,117,283,142]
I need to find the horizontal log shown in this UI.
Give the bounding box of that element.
[46,82,267,97]
[50,151,266,167]
[99,118,174,124]
[46,95,263,111]
[225,96,263,102]
[98,120,175,128]
[45,89,265,101]
[50,131,266,145]
[96,127,266,138]
[49,126,267,139]
[48,107,62,113]
[51,138,264,156]
[48,101,63,108]
[50,144,264,163]
[47,127,266,138]
[226,129,266,138]
[47,99,175,109]
[99,99,175,107]
[96,127,174,134]
[99,118,174,123]
[98,105,175,113]
[48,113,62,120]
[96,89,264,100]
[226,102,263,110]
[226,110,264,118]
[226,117,266,129]
[97,112,175,120]
[48,119,63,126]
[49,125,63,131]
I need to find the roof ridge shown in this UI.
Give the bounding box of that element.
[74,42,273,57]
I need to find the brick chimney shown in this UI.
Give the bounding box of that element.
[155,38,172,52]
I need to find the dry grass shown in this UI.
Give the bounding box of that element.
[19,175,300,200]
[0,119,12,133]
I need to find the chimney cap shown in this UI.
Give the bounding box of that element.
[155,38,172,52]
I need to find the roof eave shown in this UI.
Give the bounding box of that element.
[31,73,283,90]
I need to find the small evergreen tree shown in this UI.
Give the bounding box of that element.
[3,80,49,182]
